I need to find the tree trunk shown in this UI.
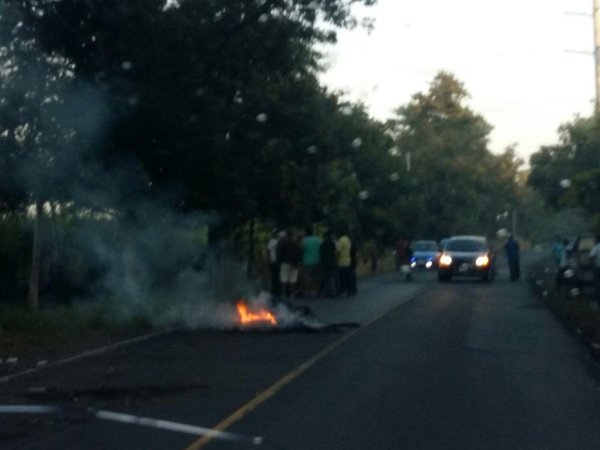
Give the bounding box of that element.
[247,218,255,278]
[28,200,43,310]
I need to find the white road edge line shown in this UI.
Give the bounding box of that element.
[95,410,263,444]
[0,405,263,445]
[0,405,59,414]
[0,327,181,384]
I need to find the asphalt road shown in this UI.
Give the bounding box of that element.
[216,274,600,450]
[2,261,600,450]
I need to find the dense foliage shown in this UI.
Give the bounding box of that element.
[529,115,600,231]
[0,0,546,307]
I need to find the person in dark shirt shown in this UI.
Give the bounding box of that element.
[504,234,520,281]
[319,231,338,297]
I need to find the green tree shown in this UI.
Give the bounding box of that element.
[389,72,526,239]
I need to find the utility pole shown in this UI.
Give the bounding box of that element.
[594,0,600,111]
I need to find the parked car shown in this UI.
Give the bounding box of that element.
[410,240,439,269]
[438,235,495,282]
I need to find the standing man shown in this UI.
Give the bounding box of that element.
[504,234,520,281]
[555,239,570,287]
[278,231,302,299]
[302,227,322,297]
[395,236,412,281]
[348,236,358,295]
[266,230,280,297]
[319,231,338,297]
[551,234,564,266]
[589,235,600,302]
[336,227,352,296]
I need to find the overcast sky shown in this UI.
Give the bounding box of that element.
[320,0,596,162]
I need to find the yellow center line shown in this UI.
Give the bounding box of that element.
[184,290,421,450]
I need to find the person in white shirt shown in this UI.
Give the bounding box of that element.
[589,235,600,301]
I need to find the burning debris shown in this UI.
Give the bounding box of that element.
[231,294,358,332]
[236,299,277,327]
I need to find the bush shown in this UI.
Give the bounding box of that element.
[531,258,600,345]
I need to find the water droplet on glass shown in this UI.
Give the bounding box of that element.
[563,269,575,279]
[127,97,138,106]
[559,179,572,189]
[195,88,205,97]
[340,106,353,116]
[258,14,269,23]
[569,288,580,297]
[388,146,400,156]
[306,145,318,154]
[352,138,362,148]
[389,173,400,182]
[358,190,369,200]
[121,61,133,71]
[256,113,268,123]
[163,0,181,11]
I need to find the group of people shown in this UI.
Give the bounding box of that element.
[266,227,357,300]
[552,234,600,301]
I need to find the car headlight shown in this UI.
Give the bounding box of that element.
[439,254,452,266]
[425,261,433,268]
[475,255,490,267]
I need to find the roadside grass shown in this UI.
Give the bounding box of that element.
[0,302,156,349]
[530,258,600,352]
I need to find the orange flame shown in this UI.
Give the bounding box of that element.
[236,299,277,326]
